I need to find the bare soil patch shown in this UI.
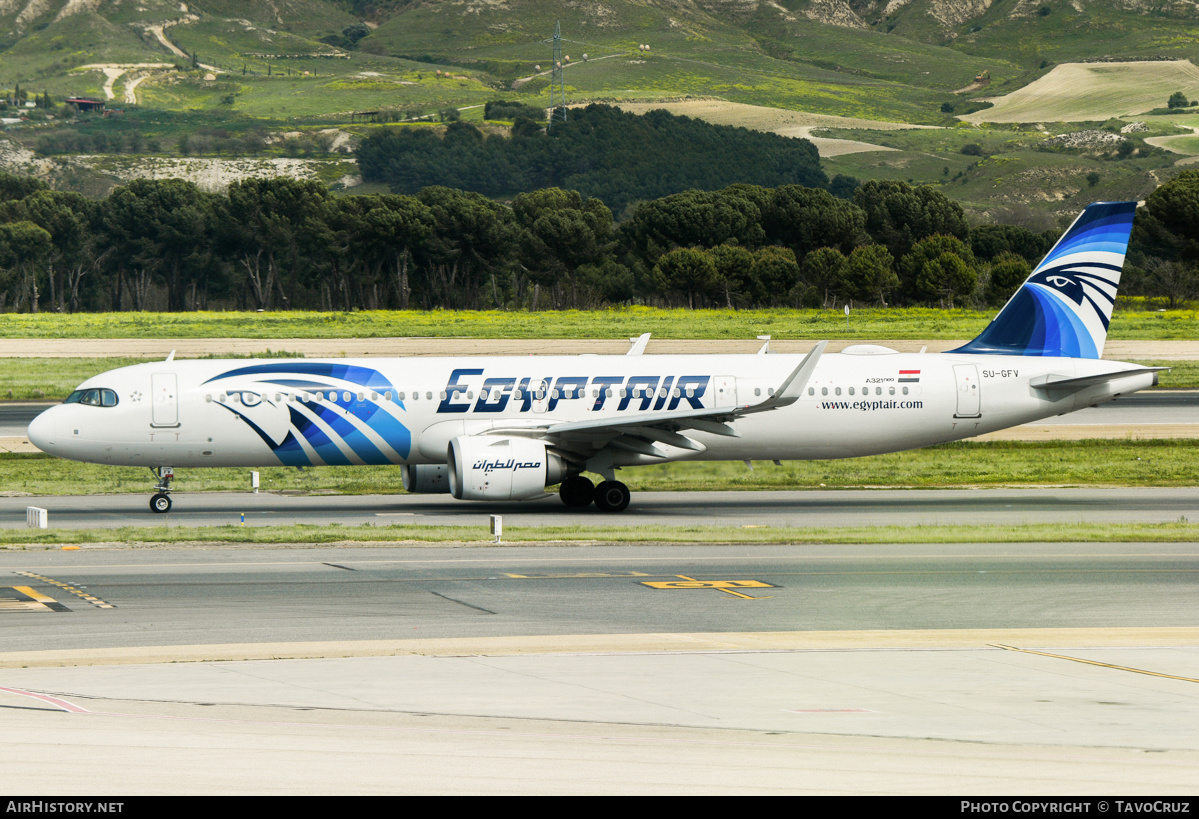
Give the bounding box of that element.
[612,100,936,157]
[962,60,1199,124]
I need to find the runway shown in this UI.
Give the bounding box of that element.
[3,542,1198,650]
[1,542,1197,793]
[2,486,1197,531]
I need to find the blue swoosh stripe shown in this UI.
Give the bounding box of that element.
[289,407,352,466]
[311,404,391,465]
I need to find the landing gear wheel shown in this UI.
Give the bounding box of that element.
[593,480,630,513]
[150,493,172,514]
[559,476,595,508]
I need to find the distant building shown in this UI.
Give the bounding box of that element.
[66,97,105,113]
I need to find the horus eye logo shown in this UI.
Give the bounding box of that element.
[1044,275,1072,287]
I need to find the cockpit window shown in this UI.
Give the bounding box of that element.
[63,388,118,407]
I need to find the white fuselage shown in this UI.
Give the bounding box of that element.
[27,351,1155,470]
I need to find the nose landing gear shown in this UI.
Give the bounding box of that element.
[149,466,174,513]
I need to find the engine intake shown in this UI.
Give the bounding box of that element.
[448,436,566,501]
[401,464,451,494]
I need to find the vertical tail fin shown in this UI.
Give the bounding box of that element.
[952,201,1138,359]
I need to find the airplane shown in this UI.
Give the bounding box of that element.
[27,200,1162,514]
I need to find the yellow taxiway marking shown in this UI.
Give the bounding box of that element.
[992,644,1199,684]
[0,586,68,612]
[14,572,114,609]
[641,575,774,599]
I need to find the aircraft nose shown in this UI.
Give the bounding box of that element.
[27,408,56,453]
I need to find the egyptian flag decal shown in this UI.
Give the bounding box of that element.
[898,369,921,383]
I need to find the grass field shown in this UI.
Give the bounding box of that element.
[1,440,1195,497]
[0,307,1191,342]
[4,520,1199,547]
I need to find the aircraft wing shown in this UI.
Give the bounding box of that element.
[484,342,827,459]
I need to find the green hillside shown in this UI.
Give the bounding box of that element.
[7,0,1199,123]
[3,0,1199,213]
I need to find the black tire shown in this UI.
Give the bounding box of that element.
[150,493,172,514]
[559,475,595,508]
[593,480,630,513]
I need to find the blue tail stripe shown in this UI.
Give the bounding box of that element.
[953,201,1136,358]
[1039,206,1135,269]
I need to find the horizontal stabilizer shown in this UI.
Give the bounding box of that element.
[1030,367,1167,395]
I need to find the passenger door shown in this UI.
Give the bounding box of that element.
[151,373,180,428]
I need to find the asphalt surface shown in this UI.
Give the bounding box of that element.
[2,486,1197,530]
[2,542,1197,793]
[3,542,1198,651]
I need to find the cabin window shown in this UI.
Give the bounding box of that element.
[902,387,909,395]
[344,391,352,402]
[807,387,814,396]
[889,387,895,395]
[821,387,828,396]
[205,394,213,403]
[754,388,761,397]
[835,387,841,396]
[426,391,433,400]
[848,387,855,396]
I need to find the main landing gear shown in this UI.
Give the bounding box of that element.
[149,466,173,513]
[558,475,631,512]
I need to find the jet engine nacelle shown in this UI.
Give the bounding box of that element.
[448,436,566,501]
[401,464,451,494]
